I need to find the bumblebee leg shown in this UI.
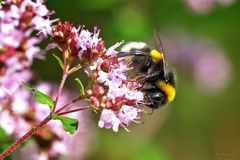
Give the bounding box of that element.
[145,71,162,81]
[138,102,153,105]
[135,71,162,82]
[131,73,160,83]
[148,108,155,115]
[135,74,147,82]
[127,74,145,82]
[145,62,163,80]
[127,73,147,83]
[142,82,156,90]
[117,52,130,57]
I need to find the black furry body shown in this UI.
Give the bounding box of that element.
[118,46,176,110]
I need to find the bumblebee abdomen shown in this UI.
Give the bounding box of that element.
[155,80,176,102]
[144,90,168,109]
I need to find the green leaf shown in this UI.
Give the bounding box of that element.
[68,65,82,75]
[52,53,64,70]
[22,83,54,109]
[34,90,54,109]
[75,78,85,96]
[22,82,34,91]
[52,114,78,134]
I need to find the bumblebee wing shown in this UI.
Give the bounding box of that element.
[154,29,164,53]
[153,30,167,76]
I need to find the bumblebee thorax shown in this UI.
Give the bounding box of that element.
[121,42,149,53]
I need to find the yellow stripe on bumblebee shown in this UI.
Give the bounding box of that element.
[157,80,176,102]
[150,49,163,61]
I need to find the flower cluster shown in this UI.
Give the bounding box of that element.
[79,32,144,132]
[0,3,146,157]
[46,21,79,62]
[0,1,86,159]
[47,21,144,132]
[84,52,144,132]
[46,21,104,65]
[0,0,53,134]
[32,83,92,159]
[0,0,54,105]
[1,82,92,159]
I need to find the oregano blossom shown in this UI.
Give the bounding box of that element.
[0,1,149,159]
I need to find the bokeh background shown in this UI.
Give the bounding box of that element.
[2,0,240,159]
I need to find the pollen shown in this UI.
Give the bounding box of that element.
[158,81,176,102]
[150,49,163,61]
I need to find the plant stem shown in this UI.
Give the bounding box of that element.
[58,106,90,115]
[52,65,70,113]
[55,96,84,114]
[0,115,52,160]
[0,58,87,158]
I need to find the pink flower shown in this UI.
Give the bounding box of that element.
[29,152,48,160]
[0,0,54,102]
[193,50,231,90]
[0,111,15,134]
[98,105,143,132]
[51,141,68,155]
[14,118,30,138]
[0,70,32,100]
[118,105,142,125]
[11,87,31,114]
[77,27,100,49]
[186,0,236,14]
[105,41,124,56]
[0,0,53,61]
[98,109,121,132]
[79,28,144,132]
[0,29,23,48]
[186,0,213,14]
[164,32,232,91]
[77,30,95,51]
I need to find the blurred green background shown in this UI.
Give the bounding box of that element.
[3,0,240,159]
[47,0,239,160]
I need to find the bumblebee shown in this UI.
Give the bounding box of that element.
[117,32,176,110]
